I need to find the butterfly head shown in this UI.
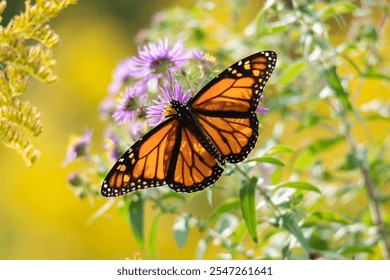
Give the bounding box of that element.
[163,103,177,119]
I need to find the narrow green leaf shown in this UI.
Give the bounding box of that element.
[159,191,186,202]
[272,181,321,194]
[281,240,292,260]
[129,192,144,247]
[231,221,249,259]
[149,213,163,260]
[322,66,352,111]
[172,216,189,249]
[279,61,307,85]
[246,156,285,167]
[295,150,316,170]
[264,144,295,156]
[208,198,240,223]
[231,220,247,246]
[239,177,258,243]
[320,2,356,20]
[308,136,343,154]
[281,212,309,255]
[307,210,351,225]
[340,245,374,255]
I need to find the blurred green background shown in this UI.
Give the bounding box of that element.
[1,0,389,259]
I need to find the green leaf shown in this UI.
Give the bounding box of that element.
[159,191,186,202]
[263,144,295,157]
[246,156,285,167]
[129,192,144,247]
[307,210,351,225]
[231,220,247,246]
[272,181,321,194]
[340,245,375,255]
[254,0,277,36]
[172,216,189,249]
[320,2,356,20]
[322,66,352,111]
[339,146,367,170]
[208,198,240,223]
[281,212,309,255]
[276,193,304,209]
[239,177,258,243]
[308,136,344,154]
[295,150,315,170]
[280,61,307,85]
[149,213,163,260]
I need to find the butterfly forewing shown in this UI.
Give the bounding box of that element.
[190,51,277,163]
[101,119,178,197]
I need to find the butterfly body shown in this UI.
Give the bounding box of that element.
[102,51,277,197]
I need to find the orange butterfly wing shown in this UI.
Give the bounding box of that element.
[167,125,223,192]
[101,119,177,197]
[102,51,277,196]
[190,51,277,163]
[101,118,223,197]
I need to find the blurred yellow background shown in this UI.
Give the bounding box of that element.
[1,0,389,260]
[0,0,185,259]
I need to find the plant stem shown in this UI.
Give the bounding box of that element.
[361,165,390,259]
[339,105,389,259]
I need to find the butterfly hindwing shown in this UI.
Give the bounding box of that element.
[167,125,224,192]
[195,112,258,163]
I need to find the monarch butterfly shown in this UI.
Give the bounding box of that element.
[101,51,277,197]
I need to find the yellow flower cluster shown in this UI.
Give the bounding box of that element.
[0,0,76,166]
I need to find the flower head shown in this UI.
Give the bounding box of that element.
[126,38,190,81]
[112,82,147,125]
[191,51,216,64]
[62,130,93,166]
[256,95,269,115]
[109,59,134,93]
[146,81,190,126]
[256,107,269,115]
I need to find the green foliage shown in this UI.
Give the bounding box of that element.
[67,0,390,259]
[0,0,76,166]
[239,177,258,243]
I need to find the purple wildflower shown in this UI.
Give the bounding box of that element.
[104,133,120,162]
[191,51,214,62]
[256,107,269,115]
[112,83,147,125]
[146,81,190,126]
[191,50,207,61]
[126,38,191,81]
[62,130,93,166]
[129,121,143,139]
[99,97,117,120]
[256,95,269,115]
[109,59,134,93]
